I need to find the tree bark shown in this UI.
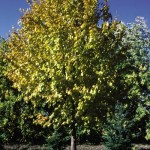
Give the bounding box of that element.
[71,121,77,150]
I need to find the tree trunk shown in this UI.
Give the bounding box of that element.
[71,121,77,150]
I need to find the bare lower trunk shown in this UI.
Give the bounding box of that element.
[71,122,77,150]
[71,135,76,150]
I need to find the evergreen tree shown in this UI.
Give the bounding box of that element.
[102,102,135,150]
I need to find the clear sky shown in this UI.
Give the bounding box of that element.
[109,0,150,27]
[0,0,150,39]
[0,0,28,39]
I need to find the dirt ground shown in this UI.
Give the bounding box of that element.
[133,144,150,150]
[66,145,105,150]
[3,144,150,150]
[66,144,150,150]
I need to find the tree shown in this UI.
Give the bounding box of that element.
[7,0,129,149]
[0,37,20,145]
[102,102,136,150]
[123,17,150,141]
[102,16,150,144]
[0,37,52,146]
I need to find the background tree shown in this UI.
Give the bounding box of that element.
[0,37,52,146]
[0,37,20,145]
[123,17,150,141]
[101,16,150,147]
[102,102,136,150]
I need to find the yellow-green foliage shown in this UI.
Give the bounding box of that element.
[7,0,126,129]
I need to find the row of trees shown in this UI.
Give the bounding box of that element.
[0,0,150,149]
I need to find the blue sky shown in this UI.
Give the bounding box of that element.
[0,0,28,39]
[109,0,150,27]
[0,0,150,39]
